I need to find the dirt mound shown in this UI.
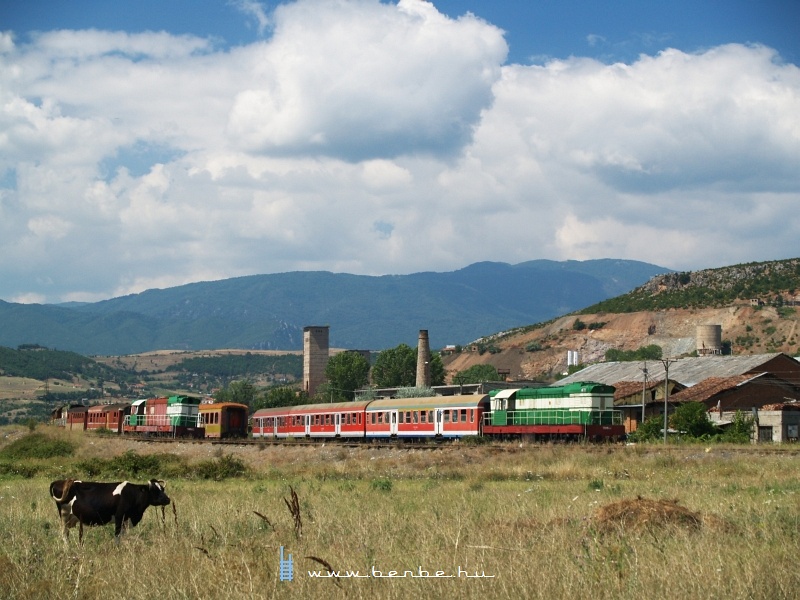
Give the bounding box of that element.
[593,496,703,532]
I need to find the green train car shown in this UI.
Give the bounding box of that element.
[485,382,624,440]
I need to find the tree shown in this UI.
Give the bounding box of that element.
[324,351,371,401]
[215,380,258,408]
[453,364,499,385]
[670,402,717,438]
[429,353,446,386]
[253,386,306,410]
[371,344,417,387]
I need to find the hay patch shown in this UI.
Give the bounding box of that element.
[593,496,703,532]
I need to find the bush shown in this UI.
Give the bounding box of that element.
[0,433,76,460]
[193,454,249,480]
[75,450,186,479]
[370,478,393,492]
[671,402,717,438]
[628,416,665,442]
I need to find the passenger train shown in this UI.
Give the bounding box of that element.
[52,383,625,442]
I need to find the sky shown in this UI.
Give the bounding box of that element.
[1,0,799,304]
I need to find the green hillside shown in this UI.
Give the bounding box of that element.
[580,259,800,314]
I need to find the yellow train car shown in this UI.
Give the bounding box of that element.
[197,402,249,438]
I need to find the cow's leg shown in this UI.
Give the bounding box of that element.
[58,506,73,544]
[114,514,125,545]
[60,519,69,544]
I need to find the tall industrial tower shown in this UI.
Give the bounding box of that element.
[415,329,431,388]
[303,326,329,397]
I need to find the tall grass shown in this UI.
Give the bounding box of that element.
[1,429,799,599]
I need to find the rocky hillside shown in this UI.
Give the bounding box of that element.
[442,259,800,381]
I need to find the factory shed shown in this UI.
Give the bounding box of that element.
[670,373,799,413]
[559,353,800,388]
[612,379,684,434]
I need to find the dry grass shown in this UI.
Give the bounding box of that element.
[1,430,800,599]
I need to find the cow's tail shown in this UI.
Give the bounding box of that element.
[50,479,76,503]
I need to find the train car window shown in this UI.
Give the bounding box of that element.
[405,411,411,423]
[420,411,426,423]
[325,414,331,426]
[371,413,376,425]
[358,414,362,425]
[443,411,450,423]
[461,409,467,423]
[452,410,458,422]
[413,411,418,424]
[377,413,383,424]
[470,409,474,423]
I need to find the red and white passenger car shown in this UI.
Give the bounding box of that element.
[251,395,489,440]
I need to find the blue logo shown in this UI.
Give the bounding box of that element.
[279,546,294,582]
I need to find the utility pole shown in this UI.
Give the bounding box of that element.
[640,362,648,428]
[660,358,677,443]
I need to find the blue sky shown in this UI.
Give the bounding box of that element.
[1,0,799,303]
[4,0,798,63]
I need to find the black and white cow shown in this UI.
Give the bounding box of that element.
[50,479,170,543]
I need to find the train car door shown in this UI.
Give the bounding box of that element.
[335,413,341,436]
[435,409,444,435]
[389,411,398,435]
[304,414,311,436]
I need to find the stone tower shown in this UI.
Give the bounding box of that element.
[303,326,329,397]
[415,329,431,388]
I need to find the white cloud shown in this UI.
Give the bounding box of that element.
[0,1,799,304]
[230,0,272,35]
[226,0,507,159]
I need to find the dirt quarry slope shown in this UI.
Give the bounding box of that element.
[442,303,799,381]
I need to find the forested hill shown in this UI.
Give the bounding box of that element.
[0,259,667,355]
[580,259,800,314]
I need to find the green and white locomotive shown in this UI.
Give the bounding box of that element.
[483,382,624,440]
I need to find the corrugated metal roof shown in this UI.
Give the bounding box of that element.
[559,353,794,387]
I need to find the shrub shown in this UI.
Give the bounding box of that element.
[370,478,393,492]
[193,454,249,480]
[75,450,186,479]
[0,433,75,460]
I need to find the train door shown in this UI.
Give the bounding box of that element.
[335,413,341,436]
[389,411,398,436]
[435,409,444,435]
[305,414,311,436]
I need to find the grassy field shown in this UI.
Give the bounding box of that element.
[1,427,799,599]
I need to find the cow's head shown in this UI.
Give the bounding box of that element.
[148,479,171,506]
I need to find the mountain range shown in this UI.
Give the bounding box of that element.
[0,259,669,355]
